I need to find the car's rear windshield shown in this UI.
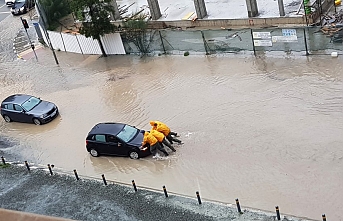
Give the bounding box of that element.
[22,96,41,111]
[116,125,138,142]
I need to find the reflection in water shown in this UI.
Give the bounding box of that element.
[0,50,342,220]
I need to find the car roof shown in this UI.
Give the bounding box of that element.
[88,123,126,135]
[2,94,32,105]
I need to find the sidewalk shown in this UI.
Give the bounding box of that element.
[0,162,313,221]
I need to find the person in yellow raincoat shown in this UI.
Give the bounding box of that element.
[150,121,182,145]
[141,130,169,157]
[150,129,176,152]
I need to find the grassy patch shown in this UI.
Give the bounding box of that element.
[0,163,10,169]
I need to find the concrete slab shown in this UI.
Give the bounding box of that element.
[117,0,304,20]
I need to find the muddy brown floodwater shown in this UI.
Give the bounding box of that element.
[0,50,342,221]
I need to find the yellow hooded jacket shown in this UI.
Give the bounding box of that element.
[142,131,158,146]
[150,129,165,143]
[149,121,170,136]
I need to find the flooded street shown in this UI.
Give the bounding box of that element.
[0,50,342,221]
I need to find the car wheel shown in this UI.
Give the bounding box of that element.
[32,118,41,125]
[3,115,12,123]
[90,149,99,157]
[129,151,139,159]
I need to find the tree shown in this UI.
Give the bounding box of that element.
[121,13,156,55]
[70,0,116,57]
[39,0,71,30]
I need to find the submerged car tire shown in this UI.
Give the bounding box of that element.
[129,151,139,159]
[33,118,41,125]
[90,149,99,157]
[3,115,12,123]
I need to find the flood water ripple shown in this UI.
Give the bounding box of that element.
[0,51,342,220]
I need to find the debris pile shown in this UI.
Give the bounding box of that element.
[321,9,343,43]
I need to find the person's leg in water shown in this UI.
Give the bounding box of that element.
[149,143,157,156]
[156,142,169,156]
[170,131,180,137]
[166,133,173,144]
[162,138,176,152]
[167,133,183,144]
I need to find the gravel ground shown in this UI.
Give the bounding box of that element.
[0,159,313,221]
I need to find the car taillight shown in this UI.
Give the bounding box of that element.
[86,140,88,145]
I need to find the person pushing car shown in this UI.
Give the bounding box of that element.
[149,121,183,145]
[150,129,176,152]
[141,130,169,157]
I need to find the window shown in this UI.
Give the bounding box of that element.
[4,104,14,110]
[95,135,106,142]
[117,125,138,142]
[14,104,23,112]
[21,96,41,112]
[107,135,118,143]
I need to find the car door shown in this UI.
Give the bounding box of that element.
[4,104,21,122]
[13,104,28,123]
[106,135,127,156]
[92,134,109,155]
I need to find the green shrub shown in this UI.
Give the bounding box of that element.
[0,164,10,169]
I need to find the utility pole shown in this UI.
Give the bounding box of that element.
[20,17,38,61]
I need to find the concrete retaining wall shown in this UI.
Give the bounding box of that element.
[146,17,311,29]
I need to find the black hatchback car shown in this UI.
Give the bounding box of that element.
[1,94,59,125]
[86,123,151,159]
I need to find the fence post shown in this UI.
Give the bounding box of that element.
[275,206,281,220]
[59,29,67,52]
[196,191,202,204]
[25,161,30,171]
[102,174,107,185]
[159,31,166,54]
[75,34,84,55]
[235,198,243,214]
[303,27,309,56]
[163,185,168,197]
[73,169,79,180]
[1,156,5,165]
[132,180,137,192]
[322,214,326,221]
[201,31,210,55]
[47,164,53,175]
[250,29,256,56]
